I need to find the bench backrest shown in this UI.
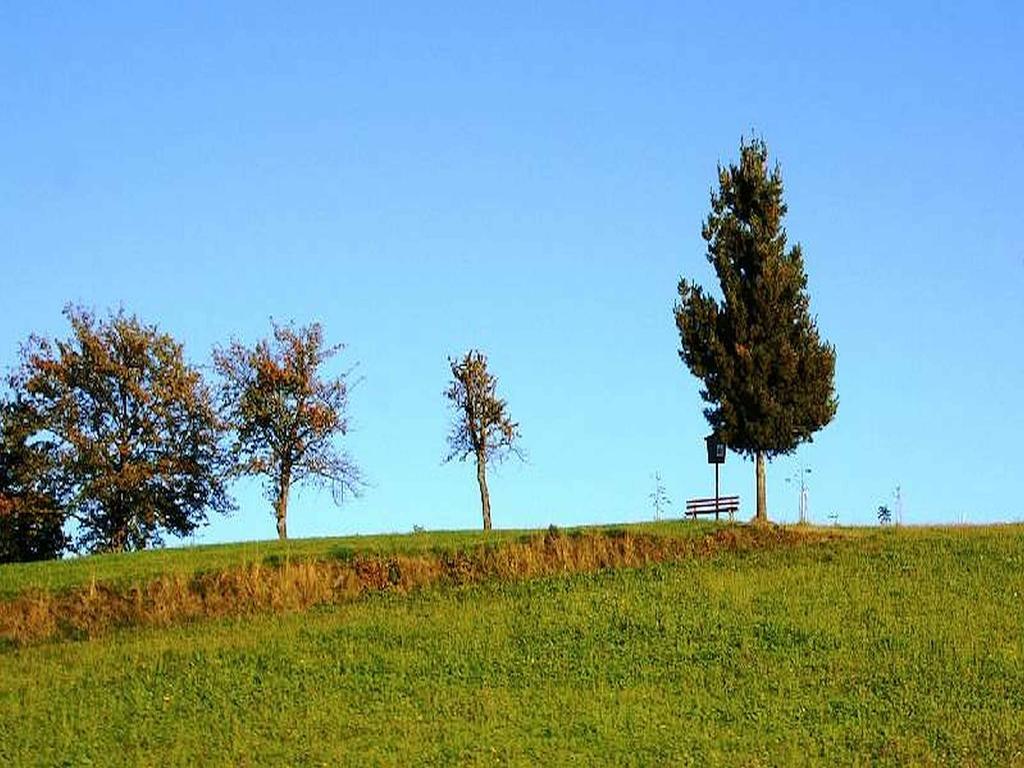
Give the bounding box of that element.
[686,496,739,508]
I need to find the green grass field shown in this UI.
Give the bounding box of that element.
[2,524,1023,766]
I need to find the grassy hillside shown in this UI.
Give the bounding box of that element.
[2,524,1023,765]
[0,527,514,600]
[0,520,705,600]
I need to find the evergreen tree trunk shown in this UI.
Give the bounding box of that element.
[475,452,492,531]
[755,451,768,524]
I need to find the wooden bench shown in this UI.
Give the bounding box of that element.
[685,495,740,522]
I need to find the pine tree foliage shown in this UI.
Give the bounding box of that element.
[214,321,361,540]
[11,306,232,553]
[675,138,837,520]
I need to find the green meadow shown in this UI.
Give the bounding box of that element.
[2,524,1023,766]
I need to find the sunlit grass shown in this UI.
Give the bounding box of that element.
[0,521,767,643]
[2,524,1022,765]
[0,520,715,600]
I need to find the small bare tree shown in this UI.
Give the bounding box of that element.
[443,350,521,531]
[649,472,671,521]
[214,321,361,539]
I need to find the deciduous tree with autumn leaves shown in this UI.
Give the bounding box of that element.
[444,350,522,531]
[214,321,361,539]
[9,306,232,553]
[0,397,67,562]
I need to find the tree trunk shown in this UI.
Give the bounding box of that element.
[109,499,128,552]
[755,451,768,524]
[274,459,294,540]
[275,474,290,540]
[475,452,492,531]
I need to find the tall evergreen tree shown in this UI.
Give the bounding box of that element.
[674,138,837,523]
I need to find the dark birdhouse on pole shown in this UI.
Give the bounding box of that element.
[705,434,726,465]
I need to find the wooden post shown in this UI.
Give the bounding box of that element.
[715,463,720,521]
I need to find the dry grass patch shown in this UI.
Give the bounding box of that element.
[0,524,831,644]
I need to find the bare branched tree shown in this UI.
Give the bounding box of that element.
[443,350,522,531]
[214,321,361,539]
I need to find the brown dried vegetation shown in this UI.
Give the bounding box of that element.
[0,525,831,645]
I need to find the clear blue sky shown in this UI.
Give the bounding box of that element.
[2,2,1022,542]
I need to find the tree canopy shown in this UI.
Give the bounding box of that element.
[675,138,837,522]
[0,398,67,562]
[11,306,232,552]
[214,321,361,539]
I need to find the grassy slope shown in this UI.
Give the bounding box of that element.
[2,524,1023,766]
[0,520,709,600]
